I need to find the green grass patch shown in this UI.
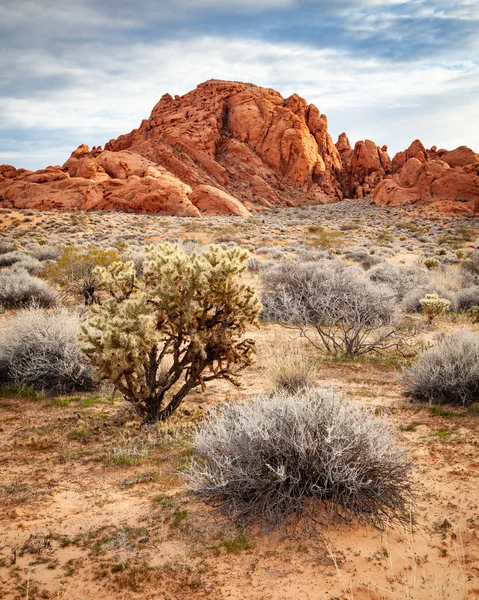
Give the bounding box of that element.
[429,429,456,441]
[306,225,345,250]
[428,405,479,418]
[221,532,253,554]
[400,421,423,432]
[0,383,44,400]
[153,494,174,509]
[170,509,188,529]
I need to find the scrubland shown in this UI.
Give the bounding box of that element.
[0,198,478,600]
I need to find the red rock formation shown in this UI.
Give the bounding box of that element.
[335,135,391,198]
[0,81,348,215]
[1,80,477,216]
[373,151,479,214]
[391,139,427,173]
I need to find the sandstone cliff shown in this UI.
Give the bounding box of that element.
[373,141,479,214]
[0,80,477,215]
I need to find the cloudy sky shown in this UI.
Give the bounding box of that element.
[1,0,478,170]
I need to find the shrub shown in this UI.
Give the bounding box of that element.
[261,341,317,394]
[424,257,441,270]
[402,286,457,313]
[189,388,413,529]
[261,260,405,355]
[461,250,479,281]
[401,331,479,406]
[40,245,120,305]
[0,309,94,394]
[0,269,57,309]
[419,293,451,323]
[81,243,261,423]
[367,263,428,300]
[456,286,479,311]
[9,255,41,274]
[0,251,30,268]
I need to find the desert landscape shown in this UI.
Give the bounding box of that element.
[1,2,479,599]
[0,190,478,599]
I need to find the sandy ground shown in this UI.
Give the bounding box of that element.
[1,201,479,599]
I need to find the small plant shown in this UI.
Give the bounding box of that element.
[423,257,441,270]
[401,330,479,406]
[82,243,260,422]
[189,388,413,529]
[41,245,120,305]
[419,293,451,323]
[261,340,317,393]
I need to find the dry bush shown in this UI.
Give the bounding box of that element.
[0,269,57,309]
[462,250,479,282]
[401,330,479,406]
[0,308,94,394]
[261,339,317,393]
[261,260,406,355]
[457,286,479,311]
[189,388,413,529]
[367,262,428,300]
[0,251,30,268]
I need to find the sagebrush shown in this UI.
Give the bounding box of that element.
[189,388,413,529]
[0,269,57,309]
[261,260,408,355]
[401,330,479,406]
[0,309,94,394]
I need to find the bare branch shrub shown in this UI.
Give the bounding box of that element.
[0,308,94,394]
[367,263,428,300]
[401,330,479,406]
[261,260,407,355]
[189,388,413,529]
[0,269,57,309]
[457,286,479,311]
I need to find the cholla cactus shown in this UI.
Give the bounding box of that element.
[81,243,261,423]
[423,257,441,270]
[419,293,451,323]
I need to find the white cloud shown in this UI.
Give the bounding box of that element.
[1,36,478,168]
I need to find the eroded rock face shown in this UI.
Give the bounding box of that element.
[335,135,392,199]
[1,81,349,215]
[105,80,344,205]
[1,80,477,215]
[374,153,479,214]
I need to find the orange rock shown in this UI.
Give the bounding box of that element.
[189,185,251,216]
[1,80,478,215]
[374,156,479,214]
[441,146,479,168]
[336,137,391,198]
[391,139,427,172]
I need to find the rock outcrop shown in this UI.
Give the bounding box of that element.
[0,81,346,216]
[373,144,479,214]
[336,135,392,198]
[0,80,477,215]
